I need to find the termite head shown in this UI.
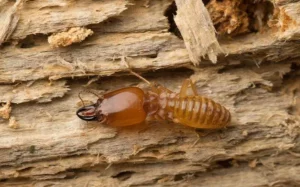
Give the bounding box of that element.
[76,99,107,123]
[77,87,147,127]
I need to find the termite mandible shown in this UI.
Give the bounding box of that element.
[76,61,231,129]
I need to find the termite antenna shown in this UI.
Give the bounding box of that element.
[78,89,104,107]
[121,56,151,85]
[78,91,85,107]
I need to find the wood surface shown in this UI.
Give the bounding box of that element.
[0,0,299,186]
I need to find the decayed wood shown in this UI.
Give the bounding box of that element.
[0,0,23,45]
[2,30,300,83]
[0,31,188,83]
[91,0,173,33]
[0,0,300,186]
[9,0,129,40]
[0,0,300,83]
[48,27,94,48]
[0,80,69,104]
[0,64,299,186]
[174,0,223,65]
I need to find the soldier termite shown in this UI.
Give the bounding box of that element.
[76,63,231,129]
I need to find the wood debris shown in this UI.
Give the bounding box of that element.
[48,27,94,48]
[0,101,11,119]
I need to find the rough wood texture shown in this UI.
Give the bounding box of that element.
[0,0,300,186]
[174,0,223,65]
[0,80,69,104]
[0,0,23,44]
[9,0,129,40]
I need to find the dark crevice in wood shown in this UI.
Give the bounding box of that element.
[245,0,275,33]
[164,1,182,39]
[112,171,135,181]
[215,159,235,168]
[16,34,48,49]
[203,0,211,5]
[207,0,276,36]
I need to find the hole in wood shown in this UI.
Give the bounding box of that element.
[216,158,234,168]
[0,42,12,48]
[18,36,36,49]
[112,171,135,181]
[164,1,182,39]
[165,0,277,39]
[282,63,300,116]
[174,174,185,181]
[203,0,211,5]
[207,0,276,36]
[17,34,47,49]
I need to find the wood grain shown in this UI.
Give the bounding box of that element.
[174,0,223,65]
[0,0,299,186]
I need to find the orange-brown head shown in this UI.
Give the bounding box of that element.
[76,87,147,126]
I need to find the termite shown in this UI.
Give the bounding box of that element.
[76,63,231,129]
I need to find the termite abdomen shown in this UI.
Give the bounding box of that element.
[165,95,230,129]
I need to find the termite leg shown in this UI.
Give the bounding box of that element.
[136,121,151,134]
[78,90,86,107]
[121,56,152,85]
[105,163,113,170]
[179,79,198,97]
[192,131,201,147]
[78,89,104,107]
[192,129,214,147]
[121,56,173,93]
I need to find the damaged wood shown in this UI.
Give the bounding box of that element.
[0,63,299,186]
[0,0,299,186]
[206,0,277,36]
[0,80,69,104]
[0,102,11,120]
[48,27,94,48]
[0,31,188,83]
[174,0,223,65]
[91,0,173,33]
[4,0,129,41]
[0,0,23,45]
[2,2,300,82]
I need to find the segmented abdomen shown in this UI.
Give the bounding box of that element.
[161,95,231,129]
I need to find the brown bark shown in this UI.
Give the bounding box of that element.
[0,0,299,186]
